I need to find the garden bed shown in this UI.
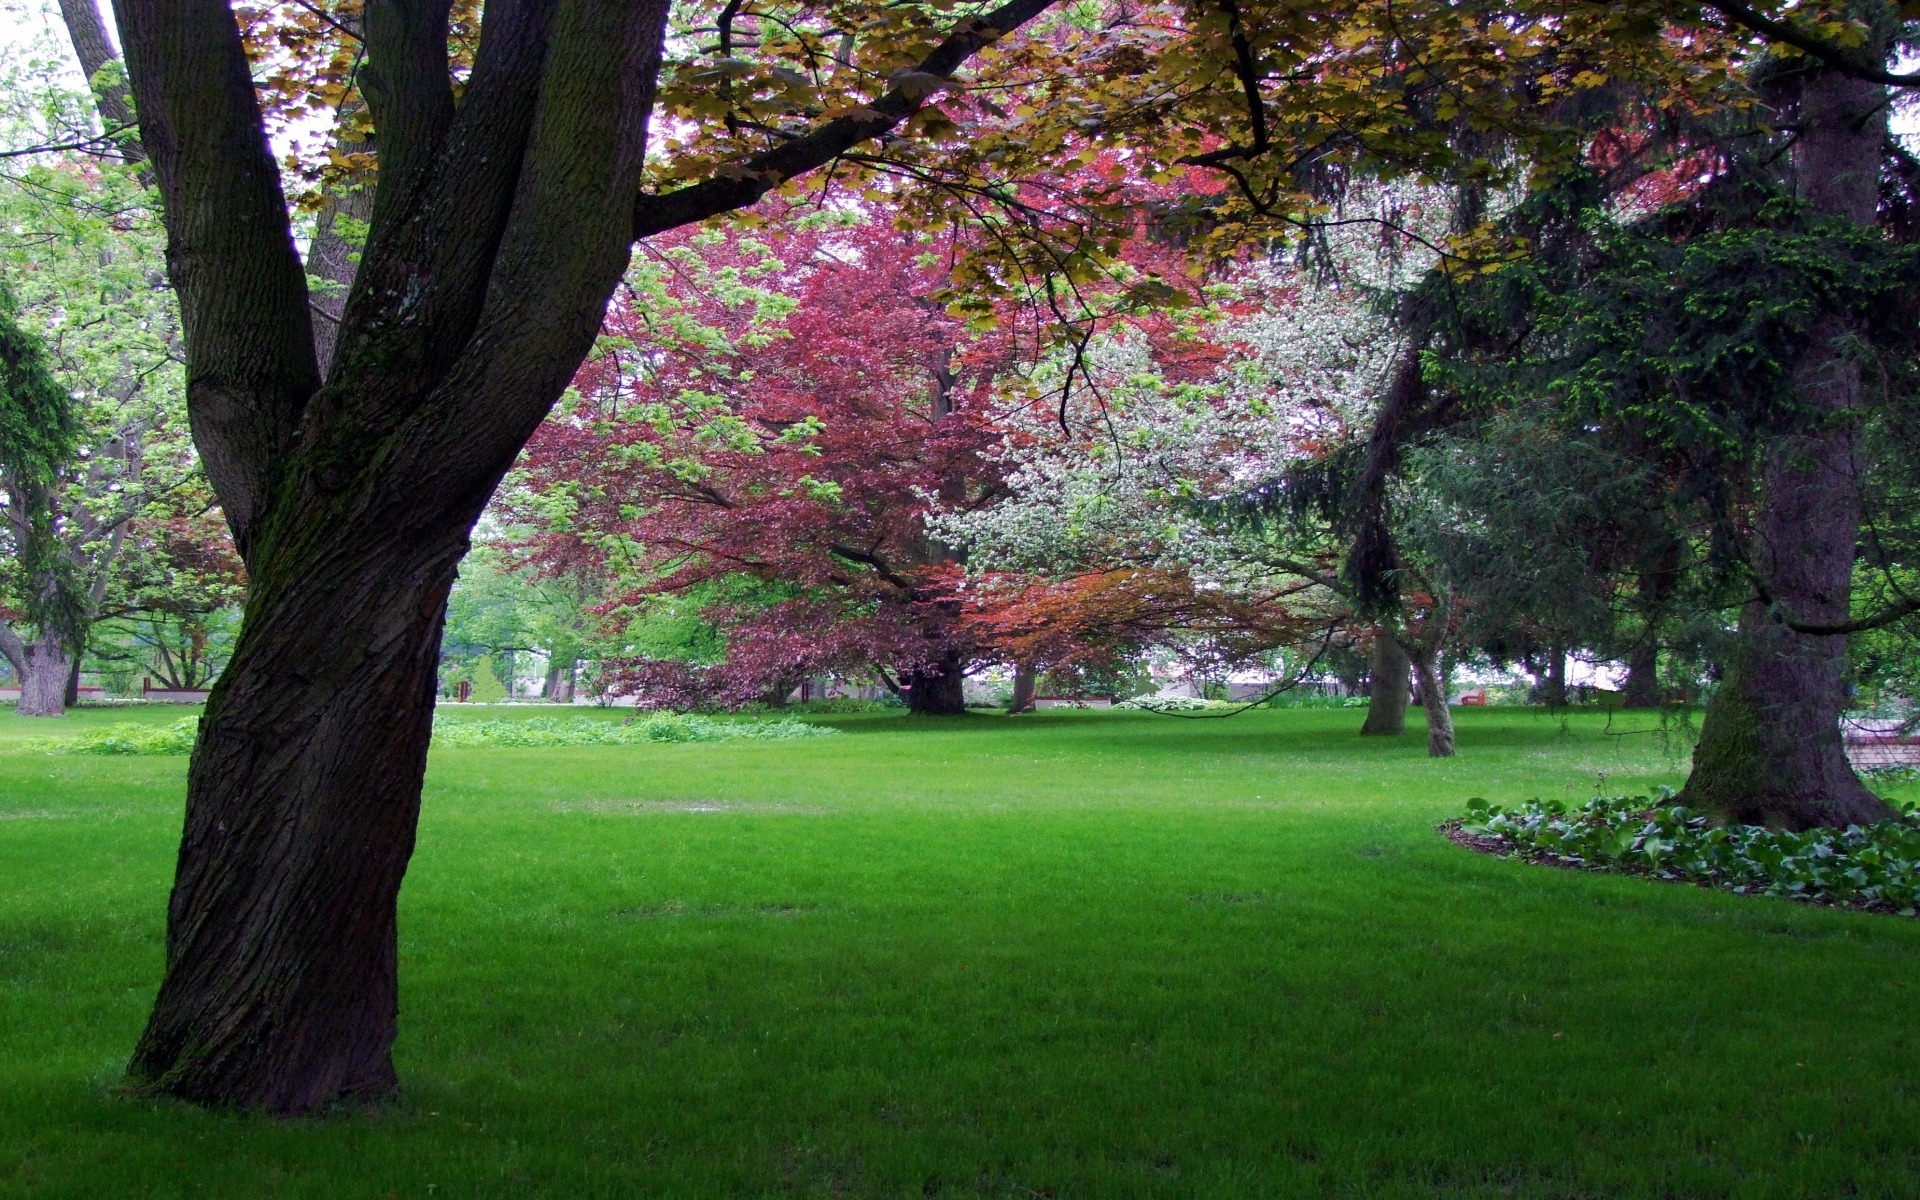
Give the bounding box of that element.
[1445,791,1920,917]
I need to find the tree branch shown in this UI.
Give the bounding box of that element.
[1700,1,1920,87]
[110,0,321,558]
[632,0,1061,239]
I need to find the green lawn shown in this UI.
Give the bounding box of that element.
[3,704,1918,1198]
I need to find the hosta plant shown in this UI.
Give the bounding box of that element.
[1457,792,1920,915]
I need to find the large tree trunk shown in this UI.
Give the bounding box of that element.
[15,635,75,718]
[129,521,468,1111]
[1359,631,1409,736]
[1676,59,1891,830]
[1008,661,1036,713]
[544,658,576,703]
[904,651,967,715]
[1410,643,1455,758]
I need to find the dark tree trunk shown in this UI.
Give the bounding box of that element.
[64,656,82,707]
[1540,643,1568,708]
[1359,631,1409,736]
[130,522,468,1110]
[1622,642,1660,709]
[1008,661,1036,713]
[1411,643,1455,758]
[1676,58,1892,830]
[55,0,145,167]
[905,652,967,715]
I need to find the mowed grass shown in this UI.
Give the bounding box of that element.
[3,704,1919,1199]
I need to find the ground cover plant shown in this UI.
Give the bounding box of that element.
[16,711,841,755]
[1455,792,1920,914]
[4,704,1920,1198]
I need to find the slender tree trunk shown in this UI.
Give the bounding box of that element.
[1359,631,1409,736]
[129,520,468,1111]
[1676,59,1891,830]
[905,650,967,715]
[15,635,74,717]
[1622,643,1660,709]
[64,656,82,707]
[1540,643,1568,708]
[1008,661,1036,713]
[1410,644,1455,758]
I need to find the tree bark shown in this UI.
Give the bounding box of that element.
[1008,661,1036,713]
[1622,642,1660,709]
[1676,57,1892,830]
[1539,642,1568,708]
[1359,631,1409,736]
[13,634,74,717]
[129,521,468,1110]
[543,658,575,703]
[905,650,967,715]
[1410,643,1455,758]
[55,0,146,167]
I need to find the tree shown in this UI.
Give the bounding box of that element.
[515,210,1006,713]
[106,0,1063,1111]
[1406,3,1920,825]
[0,47,192,714]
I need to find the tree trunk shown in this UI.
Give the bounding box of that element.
[1540,643,1568,708]
[1676,59,1891,830]
[1359,631,1409,736]
[15,635,74,717]
[129,522,468,1111]
[1008,662,1036,713]
[544,659,576,703]
[1410,644,1455,758]
[1622,642,1660,709]
[904,651,967,715]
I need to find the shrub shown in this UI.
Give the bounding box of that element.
[1457,791,1920,915]
[27,719,200,755]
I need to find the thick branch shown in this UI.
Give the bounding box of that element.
[359,0,455,215]
[109,0,321,558]
[1701,1,1920,87]
[632,0,1061,239]
[0,622,25,678]
[56,0,146,164]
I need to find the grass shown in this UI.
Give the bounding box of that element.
[2,703,1919,1198]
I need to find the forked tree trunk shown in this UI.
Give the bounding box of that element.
[1676,60,1891,830]
[904,651,967,715]
[1359,631,1409,736]
[1008,661,1036,713]
[1410,644,1455,758]
[17,636,75,717]
[129,520,469,1111]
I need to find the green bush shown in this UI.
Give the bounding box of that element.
[1458,791,1920,915]
[28,718,200,755]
